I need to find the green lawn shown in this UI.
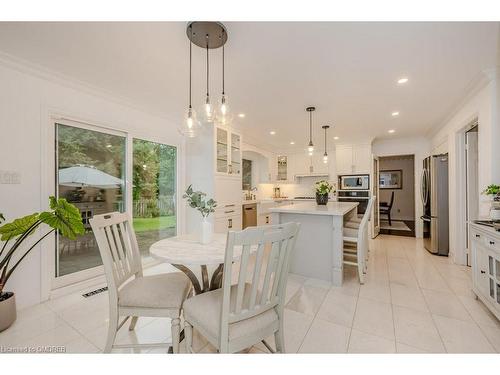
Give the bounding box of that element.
[133,216,176,233]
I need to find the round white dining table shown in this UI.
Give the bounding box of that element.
[149,233,241,295]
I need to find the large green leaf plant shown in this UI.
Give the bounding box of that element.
[0,197,84,299]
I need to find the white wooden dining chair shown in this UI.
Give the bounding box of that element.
[90,212,191,353]
[343,197,375,284]
[183,222,300,354]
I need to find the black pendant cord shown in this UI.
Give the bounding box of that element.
[309,111,313,144]
[324,127,327,155]
[206,35,209,100]
[188,26,193,110]
[222,31,225,96]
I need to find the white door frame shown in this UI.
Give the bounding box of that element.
[371,154,380,238]
[40,110,183,300]
[454,117,479,266]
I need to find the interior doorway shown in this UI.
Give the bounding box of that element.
[378,154,416,237]
[465,123,479,266]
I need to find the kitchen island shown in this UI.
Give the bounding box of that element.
[269,201,358,286]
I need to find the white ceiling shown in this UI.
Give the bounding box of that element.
[0,22,497,151]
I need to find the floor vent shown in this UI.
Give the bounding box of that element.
[82,286,108,298]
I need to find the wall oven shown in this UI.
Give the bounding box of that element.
[338,174,370,190]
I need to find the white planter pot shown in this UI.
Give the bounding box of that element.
[200,218,214,244]
[490,208,500,222]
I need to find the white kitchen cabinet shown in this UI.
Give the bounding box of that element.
[215,126,241,176]
[470,224,500,320]
[186,124,242,234]
[335,144,372,175]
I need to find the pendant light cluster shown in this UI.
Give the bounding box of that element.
[182,22,231,138]
[305,106,332,163]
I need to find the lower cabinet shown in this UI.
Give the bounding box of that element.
[214,214,242,233]
[471,224,500,320]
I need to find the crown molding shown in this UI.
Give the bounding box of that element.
[425,69,492,139]
[0,50,178,125]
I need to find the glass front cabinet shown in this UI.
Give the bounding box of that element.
[215,126,241,176]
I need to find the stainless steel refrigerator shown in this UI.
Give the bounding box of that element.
[421,154,449,255]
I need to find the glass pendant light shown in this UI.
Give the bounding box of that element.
[202,34,214,123]
[215,33,233,126]
[306,107,315,155]
[322,125,330,163]
[182,26,201,137]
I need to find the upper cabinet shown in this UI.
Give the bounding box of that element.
[216,126,241,176]
[336,144,372,175]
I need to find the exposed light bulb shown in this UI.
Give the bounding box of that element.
[308,145,314,153]
[308,151,313,156]
[183,107,201,138]
[323,154,328,163]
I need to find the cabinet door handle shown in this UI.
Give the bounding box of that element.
[489,241,495,245]
[481,270,486,274]
[225,204,235,207]
[265,216,269,224]
[224,210,235,214]
[475,234,481,238]
[228,218,233,228]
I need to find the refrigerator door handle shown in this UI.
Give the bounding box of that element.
[420,169,425,206]
[423,169,429,206]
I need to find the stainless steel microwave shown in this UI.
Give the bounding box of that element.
[338,174,370,190]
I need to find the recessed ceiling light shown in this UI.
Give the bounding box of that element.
[391,111,400,117]
[270,131,276,135]
[397,77,409,84]
[238,113,245,118]
[290,141,295,145]
[388,129,396,134]
[333,136,339,140]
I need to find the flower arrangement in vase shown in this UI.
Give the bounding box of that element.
[183,185,218,244]
[314,180,335,205]
[482,184,500,221]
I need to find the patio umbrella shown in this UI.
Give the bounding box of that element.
[58,165,123,189]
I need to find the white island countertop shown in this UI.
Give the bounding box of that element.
[269,201,358,216]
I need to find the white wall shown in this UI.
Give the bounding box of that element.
[0,58,184,308]
[429,76,499,264]
[372,136,431,238]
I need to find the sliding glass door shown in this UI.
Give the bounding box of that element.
[55,123,126,277]
[132,138,177,258]
[54,122,178,286]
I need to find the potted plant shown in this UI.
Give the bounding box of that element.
[183,185,217,244]
[314,180,335,205]
[482,184,500,221]
[0,197,84,332]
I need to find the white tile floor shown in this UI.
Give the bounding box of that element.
[1,234,499,353]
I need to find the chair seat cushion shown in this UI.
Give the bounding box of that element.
[119,272,191,309]
[183,283,278,341]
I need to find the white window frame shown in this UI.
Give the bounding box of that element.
[40,111,183,299]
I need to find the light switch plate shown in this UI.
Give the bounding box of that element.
[0,170,21,184]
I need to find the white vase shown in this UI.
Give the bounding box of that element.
[200,217,213,244]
